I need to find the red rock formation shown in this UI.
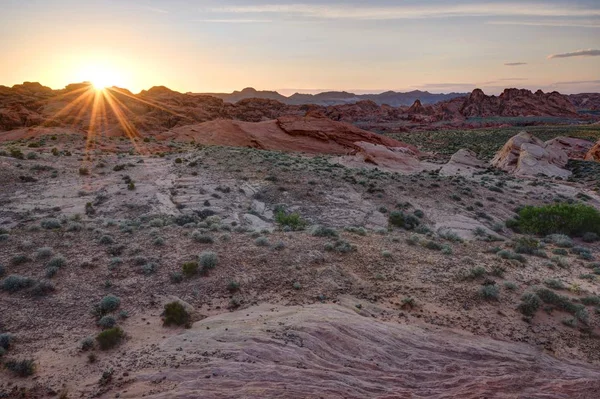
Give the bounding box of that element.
[586,141,600,161]
[459,88,579,118]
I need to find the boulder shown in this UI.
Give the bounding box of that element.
[586,141,600,161]
[491,131,571,178]
[439,149,487,176]
[545,137,594,159]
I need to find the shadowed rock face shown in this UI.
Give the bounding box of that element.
[132,303,600,398]
[491,131,571,178]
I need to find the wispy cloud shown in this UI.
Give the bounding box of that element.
[142,6,169,14]
[198,19,272,23]
[208,3,600,20]
[548,49,600,58]
[504,62,527,66]
[488,20,600,28]
[498,78,529,81]
[554,79,600,84]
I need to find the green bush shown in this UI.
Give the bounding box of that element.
[479,285,499,300]
[191,231,214,243]
[309,225,338,238]
[5,359,35,377]
[518,203,600,237]
[41,218,62,230]
[163,302,190,327]
[518,293,541,317]
[182,261,199,277]
[275,211,306,230]
[388,211,420,230]
[0,333,14,350]
[96,327,124,350]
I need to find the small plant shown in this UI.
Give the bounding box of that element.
[388,211,420,230]
[170,271,183,283]
[10,254,30,265]
[182,261,199,277]
[503,281,518,290]
[199,251,218,269]
[32,280,55,297]
[99,235,114,245]
[36,247,53,259]
[293,282,302,290]
[275,210,307,230]
[544,279,566,290]
[0,333,14,350]
[47,255,66,268]
[583,232,599,243]
[479,284,499,300]
[255,237,269,246]
[309,225,338,237]
[81,337,94,351]
[227,281,240,292]
[141,262,158,275]
[99,295,121,313]
[191,231,214,243]
[162,301,190,327]
[1,275,35,292]
[401,297,416,309]
[87,353,97,363]
[5,359,35,377]
[518,204,600,236]
[518,292,541,317]
[96,327,124,350]
[382,250,392,258]
[41,218,61,229]
[79,167,89,176]
[97,314,116,328]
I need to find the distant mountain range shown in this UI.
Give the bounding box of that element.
[195,87,468,107]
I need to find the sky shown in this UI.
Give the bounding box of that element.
[0,0,599,94]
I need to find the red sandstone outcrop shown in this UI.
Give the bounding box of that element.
[586,140,600,161]
[545,137,594,159]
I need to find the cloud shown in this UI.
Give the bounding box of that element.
[142,6,169,14]
[548,49,600,58]
[504,62,527,66]
[488,20,600,28]
[554,80,600,84]
[498,78,529,81]
[207,3,600,20]
[198,19,272,23]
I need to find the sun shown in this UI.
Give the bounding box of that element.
[84,65,122,91]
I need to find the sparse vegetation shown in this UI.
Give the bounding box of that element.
[517,203,600,236]
[162,301,190,327]
[96,327,124,350]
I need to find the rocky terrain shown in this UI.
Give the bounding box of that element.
[1,83,598,138]
[2,82,600,398]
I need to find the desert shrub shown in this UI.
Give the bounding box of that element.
[149,218,164,228]
[182,261,199,277]
[581,296,600,306]
[583,232,599,243]
[1,275,34,292]
[388,211,420,230]
[382,250,392,258]
[99,295,121,313]
[5,359,35,377]
[0,333,14,350]
[546,234,573,248]
[552,248,568,256]
[293,282,302,290]
[517,203,600,236]
[199,251,218,269]
[10,254,30,265]
[255,237,269,246]
[153,237,165,246]
[162,302,190,327]
[479,284,499,300]
[536,288,584,317]
[141,262,158,275]
[273,241,285,250]
[497,250,526,263]
[80,337,94,351]
[503,281,518,290]
[544,279,566,290]
[45,266,58,278]
[406,234,419,246]
[96,327,124,350]
[513,237,539,254]
[66,222,83,232]
[170,271,183,283]
[31,280,55,297]
[345,226,367,236]
[275,210,306,230]
[518,292,541,317]
[191,231,214,243]
[462,266,486,280]
[98,316,117,329]
[422,240,443,251]
[47,255,66,268]
[41,218,61,230]
[79,167,89,176]
[36,247,53,259]
[0,265,5,277]
[99,235,114,245]
[325,239,354,253]
[228,281,240,292]
[438,229,463,243]
[0,234,8,242]
[310,225,338,238]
